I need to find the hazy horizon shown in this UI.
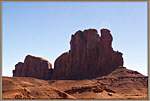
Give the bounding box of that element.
[2,2,148,76]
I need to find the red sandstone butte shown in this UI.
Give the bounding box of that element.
[52,29,123,80]
[13,55,53,80]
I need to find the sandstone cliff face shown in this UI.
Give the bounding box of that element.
[52,29,123,80]
[13,55,53,80]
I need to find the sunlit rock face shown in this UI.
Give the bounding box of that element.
[13,55,53,80]
[52,29,123,80]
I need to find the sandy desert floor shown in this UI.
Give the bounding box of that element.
[2,67,148,99]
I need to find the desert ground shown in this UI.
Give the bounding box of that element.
[2,67,148,99]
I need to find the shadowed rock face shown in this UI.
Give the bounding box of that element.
[52,29,123,80]
[13,55,53,80]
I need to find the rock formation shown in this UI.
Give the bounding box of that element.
[12,28,124,80]
[52,29,123,80]
[13,55,53,80]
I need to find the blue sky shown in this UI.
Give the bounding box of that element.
[2,2,148,76]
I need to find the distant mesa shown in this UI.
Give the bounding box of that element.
[13,55,53,80]
[13,28,124,80]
